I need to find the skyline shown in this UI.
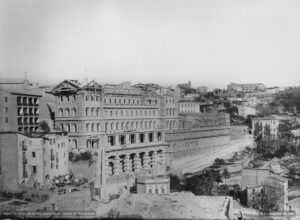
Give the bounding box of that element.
[1,0,300,90]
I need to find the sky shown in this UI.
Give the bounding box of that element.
[1,0,300,90]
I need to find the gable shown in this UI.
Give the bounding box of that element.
[51,80,81,94]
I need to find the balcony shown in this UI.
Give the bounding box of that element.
[23,171,28,178]
[22,144,27,151]
[22,158,27,164]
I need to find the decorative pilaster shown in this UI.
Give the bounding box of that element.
[134,154,141,172]
[135,134,140,144]
[113,157,121,175]
[124,155,132,173]
[143,152,150,171]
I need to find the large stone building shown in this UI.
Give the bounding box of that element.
[227,82,266,93]
[0,131,69,191]
[50,80,178,153]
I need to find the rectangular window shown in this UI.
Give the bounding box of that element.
[5,107,8,113]
[5,97,8,103]
[5,117,8,123]
[32,166,37,173]
[32,152,36,158]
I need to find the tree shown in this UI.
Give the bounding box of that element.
[222,168,231,184]
[252,187,284,215]
[263,124,271,138]
[39,121,50,132]
[214,158,226,166]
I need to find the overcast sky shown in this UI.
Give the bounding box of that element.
[1,0,300,89]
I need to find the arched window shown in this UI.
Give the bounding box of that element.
[140,121,143,129]
[73,123,77,132]
[97,123,101,131]
[145,121,148,129]
[72,108,77,117]
[96,108,100,117]
[66,124,70,132]
[91,108,94,117]
[105,123,108,131]
[116,122,119,131]
[149,121,152,128]
[110,122,113,131]
[59,109,63,117]
[65,108,70,117]
[73,140,78,149]
[86,123,90,132]
[121,122,124,130]
[91,123,95,132]
[85,108,89,117]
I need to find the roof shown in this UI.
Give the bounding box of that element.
[0,131,68,139]
[291,129,300,137]
[0,83,43,96]
[264,174,288,183]
[253,117,278,121]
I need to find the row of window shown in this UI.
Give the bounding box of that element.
[165,108,176,116]
[60,95,77,102]
[59,107,177,118]
[17,107,39,116]
[104,109,157,118]
[104,120,159,132]
[104,97,158,106]
[165,120,177,129]
[17,96,39,106]
[17,117,39,125]
[59,123,78,132]
[59,108,77,117]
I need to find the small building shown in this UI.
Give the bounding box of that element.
[237,105,256,118]
[242,168,272,190]
[197,86,208,94]
[242,168,289,211]
[0,131,69,191]
[136,176,170,194]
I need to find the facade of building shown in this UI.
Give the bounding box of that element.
[0,79,44,133]
[179,101,202,113]
[197,86,208,94]
[136,176,170,194]
[252,117,279,138]
[243,169,289,211]
[262,175,288,211]
[237,105,256,118]
[0,131,69,191]
[227,82,266,93]
[241,168,272,190]
[50,80,178,153]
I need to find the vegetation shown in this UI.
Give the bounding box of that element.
[277,86,300,112]
[252,187,283,214]
[39,121,50,132]
[222,168,231,184]
[214,158,226,166]
[69,151,93,162]
[253,121,299,159]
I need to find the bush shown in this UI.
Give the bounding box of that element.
[214,158,226,165]
[39,121,50,132]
